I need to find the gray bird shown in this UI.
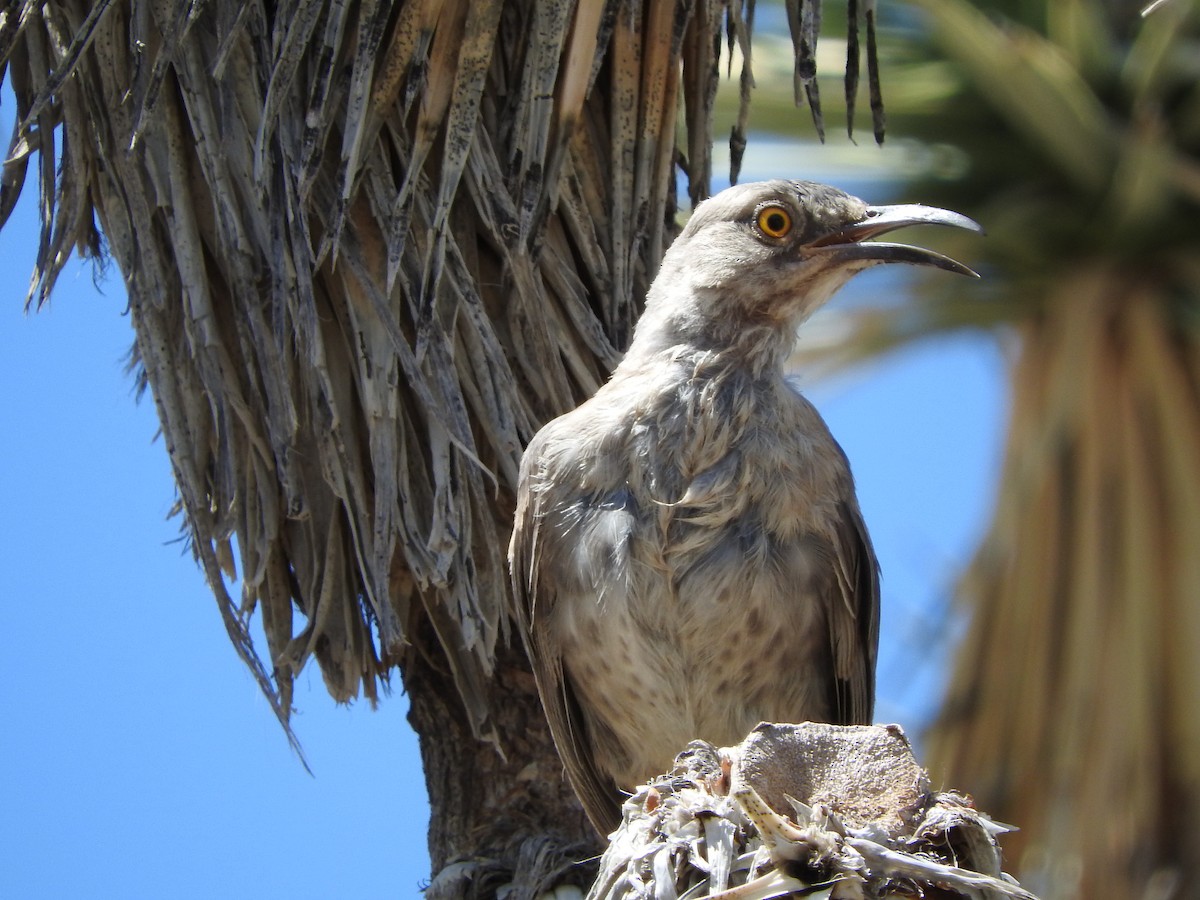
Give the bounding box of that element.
[509,179,980,834]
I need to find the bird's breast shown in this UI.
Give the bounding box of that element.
[543,377,849,786]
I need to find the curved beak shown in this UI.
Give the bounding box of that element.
[810,204,984,277]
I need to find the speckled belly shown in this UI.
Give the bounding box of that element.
[550,488,834,788]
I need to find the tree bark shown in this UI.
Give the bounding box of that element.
[406,623,600,898]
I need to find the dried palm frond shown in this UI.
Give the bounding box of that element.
[0,0,878,776]
[935,268,1200,899]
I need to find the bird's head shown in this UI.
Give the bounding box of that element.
[634,180,981,359]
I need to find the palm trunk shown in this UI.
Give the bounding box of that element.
[406,626,599,896]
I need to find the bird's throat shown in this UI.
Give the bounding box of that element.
[623,304,802,385]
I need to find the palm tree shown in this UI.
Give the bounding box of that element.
[0,1,879,894]
[819,1,1200,896]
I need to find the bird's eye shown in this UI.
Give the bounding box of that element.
[756,205,793,239]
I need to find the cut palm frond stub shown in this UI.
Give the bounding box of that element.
[589,724,1037,900]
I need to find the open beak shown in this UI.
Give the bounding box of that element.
[810,204,983,276]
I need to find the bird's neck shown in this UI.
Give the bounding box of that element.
[620,302,799,383]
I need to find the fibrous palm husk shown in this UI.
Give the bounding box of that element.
[0,0,881,756]
[588,724,1037,900]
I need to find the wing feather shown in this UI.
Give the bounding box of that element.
[509,431,624,834]
[829,498,881,724]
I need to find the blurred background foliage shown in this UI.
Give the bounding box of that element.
[733,1,1200,897]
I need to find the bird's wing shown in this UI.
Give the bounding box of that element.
[829,498,881,724]
[509,431,624,835]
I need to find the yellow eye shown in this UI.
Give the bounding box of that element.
[756,205,793,239]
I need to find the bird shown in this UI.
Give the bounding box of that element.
[509,179,981,834]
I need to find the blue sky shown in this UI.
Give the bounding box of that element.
[0,203,430,895]
[0,111,1005,896]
